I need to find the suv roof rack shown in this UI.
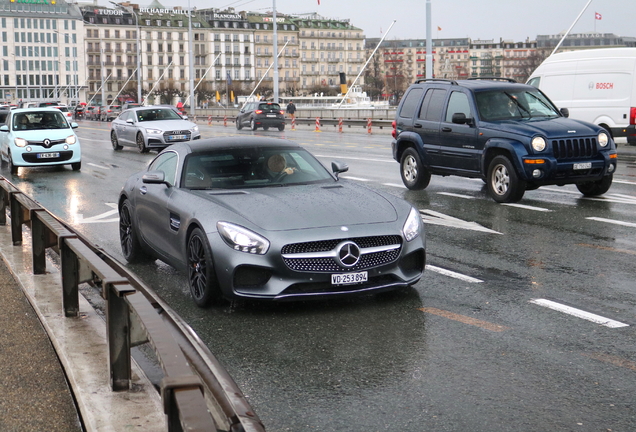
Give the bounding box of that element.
[413,78,458,85]
[467,77,517,83]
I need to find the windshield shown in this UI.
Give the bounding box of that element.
[13,111,69,131]
[136,108,182,122]
[182,147,334,189]
[475,89,560,121]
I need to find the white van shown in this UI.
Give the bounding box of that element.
[527,48,636,145]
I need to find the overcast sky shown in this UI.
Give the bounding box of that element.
[142,0,635,42]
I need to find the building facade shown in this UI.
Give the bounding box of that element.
[0,0,85,105]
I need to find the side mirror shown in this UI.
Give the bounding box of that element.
[560,107,569,118]
[452,113,473,125]
[331,161,349,180]
[126,118,135,124]
[70,122,79,129]
[142,170,169,186]
[0,125,9,132]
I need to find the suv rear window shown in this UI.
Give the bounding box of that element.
[258,103,281,111]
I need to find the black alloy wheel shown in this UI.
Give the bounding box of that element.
[187,228,222,307]
[119,199,150,263]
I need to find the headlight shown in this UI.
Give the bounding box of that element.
[192,125,199,132]
[14,137,27,147]
[531,136,546,152]
[402,207,422,242]
[217,222,270,254]
[145,128,162,135]
[65,135,77,145]
[598,132,609,147]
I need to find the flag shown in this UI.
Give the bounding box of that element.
[437,26,442,31]
[226,72,232,85]
[230,91,235,103]
[317,0,320,4]
[595,12,602,20]
[215,91,220,102]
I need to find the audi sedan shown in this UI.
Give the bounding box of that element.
[118,137,426,306]
[0,108,82,174]
[110,106,200,153]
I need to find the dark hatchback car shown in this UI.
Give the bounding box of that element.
[392,78,618,203]
[236,101,285,131]
[118,137,425,306]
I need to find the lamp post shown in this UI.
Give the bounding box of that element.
[110,2,142,103]
[188,0,195,114]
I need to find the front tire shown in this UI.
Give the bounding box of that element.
[8,153,18,175]
[111,130,123,150]
[400,148,431,190]
[576,175,613,196]
[71,162,81,171]
[136,133,148,153]
[187,228,222,308]
[119,199,150,263]
[236,118,243,130]
[487,155,526,203]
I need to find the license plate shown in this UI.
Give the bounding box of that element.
[331,271,368,286]
[169,135,186,141]
[37,152,60,159]
[573,162,592,170]
[266,114,276,118]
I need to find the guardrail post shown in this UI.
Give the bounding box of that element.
[107,283,136,391]
[60,238,80,317]
[31,210,48,274]
[9,192,24,245]
[0,181,9,226]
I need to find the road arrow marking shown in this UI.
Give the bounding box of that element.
[420,209,502,234]
[74,203,119,224]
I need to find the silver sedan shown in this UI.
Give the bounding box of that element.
[110,106,200,153]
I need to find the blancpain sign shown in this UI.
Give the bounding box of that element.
[213,13,242,20]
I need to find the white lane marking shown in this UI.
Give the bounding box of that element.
[88,162,111,169]
[586,217,636,228]
[383,182,407,188]
[613,180,636,185]
[502,203,552,212]
[426,265,483,283]
[530,299,629,328]
[74,203,119,224]
[314,154,394,163]
[437,192,475,199]
[341,176,370,181]
[537,188,636,205]
[420,209,503,234]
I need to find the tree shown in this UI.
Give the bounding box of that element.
[364,51,385,100]
[383,41,408,105]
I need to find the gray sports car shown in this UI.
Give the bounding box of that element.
[110,106,200,153]
[118,137,426,306]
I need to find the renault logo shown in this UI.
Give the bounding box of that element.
[43,139,51,148]
[336,241,361,268]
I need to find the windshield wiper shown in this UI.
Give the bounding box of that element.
[524,91,559,116]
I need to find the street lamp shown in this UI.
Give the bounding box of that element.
[110,1,142,104]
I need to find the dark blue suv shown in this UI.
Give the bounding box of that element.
[391,78,618,203]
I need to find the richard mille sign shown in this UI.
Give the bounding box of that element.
[139,8,190,15]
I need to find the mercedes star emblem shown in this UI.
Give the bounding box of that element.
[336,241,361,268]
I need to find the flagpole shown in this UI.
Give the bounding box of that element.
[550,0,592,56]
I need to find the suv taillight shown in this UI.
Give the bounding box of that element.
[391,120,397,139]
[255,109,263,114]
[279,110,284,115]
[630,107,636,125]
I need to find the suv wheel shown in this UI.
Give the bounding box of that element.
[400,148,431,190]
[576,174,613,196]
[487,155,526,203]
[236,118,243,130]
[250,119,257,131]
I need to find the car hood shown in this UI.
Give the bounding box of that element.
[193,181,400,231]
[139,119,196,130]
[481,117,600,138]
[12,129,75,140]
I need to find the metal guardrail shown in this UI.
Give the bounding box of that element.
[0,176,265,432]
[195,115,394,131]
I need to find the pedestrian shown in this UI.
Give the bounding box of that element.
[286,101,296,119]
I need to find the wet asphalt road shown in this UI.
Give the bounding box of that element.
[6,120,636,431]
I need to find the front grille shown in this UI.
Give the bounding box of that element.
[282,235,402,273]
[26,138,66,148]
[163,130,192,142]
[551,137,597,160]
